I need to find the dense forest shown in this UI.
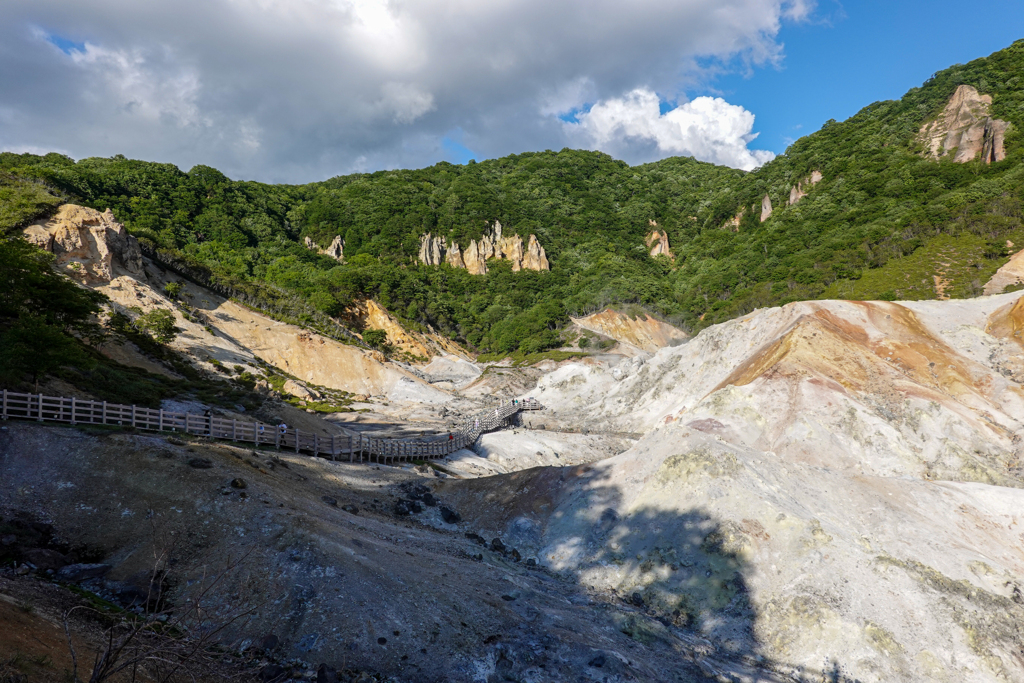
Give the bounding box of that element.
[2,39,1024,355]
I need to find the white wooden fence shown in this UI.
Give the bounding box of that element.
[0,390,542,466]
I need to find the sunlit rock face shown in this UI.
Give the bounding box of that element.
[446,291,1024,682]
[645,224,673,259]
[919,84,1010,163]
[23,204,143,282]
[788,170,823,205]
[304,234,345,261]
[417,221,549,274]
[984,244,1024,295]
[572,308,687,352]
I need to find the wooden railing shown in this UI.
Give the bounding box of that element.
[0,390,542,466]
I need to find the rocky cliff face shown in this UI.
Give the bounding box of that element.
[23,205,143,283]
[417,222,549,274]
[788,170,823,205]
[759,194,773,222]
[919,84,1010,163]
[645,224,673,259]
[303,235,344,261]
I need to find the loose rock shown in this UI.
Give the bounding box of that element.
[57,563,112,582]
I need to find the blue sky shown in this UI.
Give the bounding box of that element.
[706,0,1024,155]
[2,0,1023,182]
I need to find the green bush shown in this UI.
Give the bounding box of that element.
[135,309,178,344]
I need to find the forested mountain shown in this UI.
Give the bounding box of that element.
[3,39,1024,355]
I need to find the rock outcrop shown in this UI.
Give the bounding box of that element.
[23,204,143,282]
[788,170,823,205]
[417,222,549,275]
[572,308,687,352]
[759,194,773,222]
[523,233,550,271]
[919,84,1010,163]
[645,223,674,259]
[723,208,744,231]
[983,244,1024,295]
[304,235,345,261]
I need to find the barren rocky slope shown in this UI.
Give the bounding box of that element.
[0,424,777,683]
[571,309,688,353]
[443,291,1024,682]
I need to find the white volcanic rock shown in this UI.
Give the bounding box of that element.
[444,291,1024,682]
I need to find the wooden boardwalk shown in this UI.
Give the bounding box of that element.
[0,390,542,466]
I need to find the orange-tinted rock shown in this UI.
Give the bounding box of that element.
[417,221,549,274]
[645,230,673,259]
[23,204,142,282]
[572,308,687,352]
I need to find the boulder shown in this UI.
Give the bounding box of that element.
[282,380,319,400]
[323,235,344,260]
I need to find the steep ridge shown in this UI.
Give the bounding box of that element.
[442,292,1024,682]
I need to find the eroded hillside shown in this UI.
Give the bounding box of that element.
[443,290,1024,682]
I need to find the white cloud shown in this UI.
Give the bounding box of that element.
[0,0,814,181]
[568,89,775,170]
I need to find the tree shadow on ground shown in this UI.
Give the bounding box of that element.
[466,457,866,683]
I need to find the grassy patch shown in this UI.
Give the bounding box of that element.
[823,232,1019,301]
[478,349,589,367]
[0,173,63,233]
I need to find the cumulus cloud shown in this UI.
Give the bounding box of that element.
[567,89,775,170]
[0,0,813,181]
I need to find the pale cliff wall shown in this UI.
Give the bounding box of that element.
[919,84,1010,163]
[417,221,549,274]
